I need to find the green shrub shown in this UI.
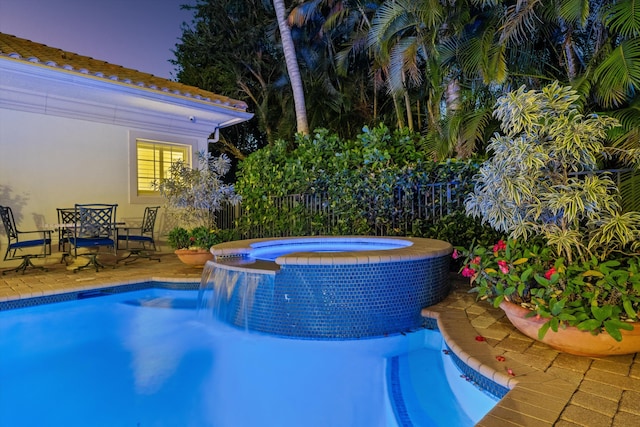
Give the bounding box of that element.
[236,124,482,237]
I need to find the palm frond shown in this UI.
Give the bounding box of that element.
[387,37,422,94]
[416,0,445,29]
[593,40,640,107]
[558,0,590,27]
[618,169,640,212]
[459,106,496,155]
[367,1,414,51]
[486,42,508,84]
[499,0,541,45]
[604,0,640,38]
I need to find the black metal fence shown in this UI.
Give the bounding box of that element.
[216,182,466,238]
[215,167,639,239]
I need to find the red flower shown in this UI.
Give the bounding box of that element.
[493,240,506,253]
[452,249,460,260]
[471,256,481,266]
[497,260,509,274]
[461,266,476,278]
[544,267,557,280]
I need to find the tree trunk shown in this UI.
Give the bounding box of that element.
[273,0,309,135]
[401,72,413,131]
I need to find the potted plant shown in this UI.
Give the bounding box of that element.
[156,151,240,266]
[460,82,640,356]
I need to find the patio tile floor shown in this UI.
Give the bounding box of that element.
[426,276,640,427]
[1,253,639,426]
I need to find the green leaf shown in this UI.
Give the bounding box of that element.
[591,305,613,322]
[603,320,630,342]
[550,298,567,316]
[521,266,534,282]
[623,300,637,319]
[577,319,601,332]
[558,313,577,322]
[538,321,551,339]
[583,270,605,278]
[606,318,634,331]
[493,295,505,308]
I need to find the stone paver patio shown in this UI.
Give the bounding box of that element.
[1,254,639,426]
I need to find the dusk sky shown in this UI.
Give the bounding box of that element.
[0,0,195,79]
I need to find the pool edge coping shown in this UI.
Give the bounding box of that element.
[422,306,576,426]
[211,236,453,265]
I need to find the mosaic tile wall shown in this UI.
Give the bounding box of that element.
[208,255,451,339]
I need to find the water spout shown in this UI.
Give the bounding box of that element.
[198,260,275,332]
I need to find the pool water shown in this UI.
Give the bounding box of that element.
[247,238,412,261]
[0,288,497,426]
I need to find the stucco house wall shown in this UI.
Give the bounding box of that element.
[0,33,252,267]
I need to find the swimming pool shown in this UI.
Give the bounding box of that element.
[0,286,497,426]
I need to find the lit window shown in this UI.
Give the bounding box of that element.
[135,139,190,196]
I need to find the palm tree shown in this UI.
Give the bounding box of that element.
[288,0,386,137]
[273,0,310,135]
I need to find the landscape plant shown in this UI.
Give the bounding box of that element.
[461,82,640,341]
[156,151,240,249]
[235,125,483,237]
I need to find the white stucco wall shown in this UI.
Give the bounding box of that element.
[0,56,252,268]
[0,108,205,265]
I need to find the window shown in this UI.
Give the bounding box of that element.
[136,140,190,196]
[129,132,196,204]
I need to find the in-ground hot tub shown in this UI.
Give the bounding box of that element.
[199,236,453,339]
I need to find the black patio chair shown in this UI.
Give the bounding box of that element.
[56,207,78,264]
[0,205,52,275]
[66,203,118,272]
[117,206,161,264]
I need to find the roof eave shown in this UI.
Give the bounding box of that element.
[0,56,253,137]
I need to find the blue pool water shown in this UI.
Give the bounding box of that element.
[0,288,497,426]
[248,238,412,261]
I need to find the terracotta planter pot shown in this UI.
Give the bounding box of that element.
[174,248,214,268]
[500,300,640,357]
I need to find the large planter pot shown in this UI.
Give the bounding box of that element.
[174,248,214,267]
[500,300,640,357]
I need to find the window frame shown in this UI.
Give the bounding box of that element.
[128,131,197,204]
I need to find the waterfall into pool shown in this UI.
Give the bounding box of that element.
[199,261,275,330]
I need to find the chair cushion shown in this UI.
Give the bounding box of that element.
[9,239,51,249]
[117,235,153,243]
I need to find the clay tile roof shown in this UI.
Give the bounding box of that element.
[0,32,249,111]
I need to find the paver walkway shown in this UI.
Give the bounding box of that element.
[1,254,639,426]
[427,277,640,427]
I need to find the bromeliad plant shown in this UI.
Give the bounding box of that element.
[461,82,640,341]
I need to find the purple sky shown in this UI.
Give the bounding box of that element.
[0,0,195,79]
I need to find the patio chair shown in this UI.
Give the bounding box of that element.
[66,203,118,272]
[56,207,78,264]
[0,205,52,275]
[117,206,161,264]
